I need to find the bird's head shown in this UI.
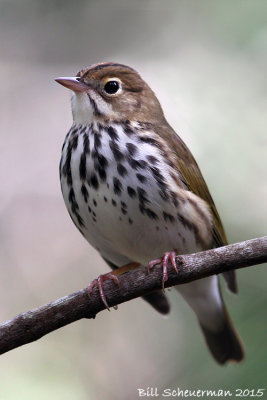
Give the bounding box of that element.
[55,62,164,125]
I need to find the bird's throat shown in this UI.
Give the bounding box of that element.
[71,92,94,124]
[71,91,118,124]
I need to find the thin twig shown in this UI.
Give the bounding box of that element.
[0,236,266,356]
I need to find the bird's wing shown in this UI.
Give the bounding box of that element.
[165,127,237,293]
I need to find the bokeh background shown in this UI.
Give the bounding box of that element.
[0,1,266,399]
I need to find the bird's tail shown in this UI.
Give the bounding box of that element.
[199,306,244,364]
[177,275,244,364]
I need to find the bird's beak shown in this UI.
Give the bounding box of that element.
[55,77,89,92]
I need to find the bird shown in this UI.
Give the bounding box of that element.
[56,62,244,364]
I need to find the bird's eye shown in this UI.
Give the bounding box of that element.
[104,80,120,95]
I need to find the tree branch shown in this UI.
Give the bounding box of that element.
[0,236,266,356]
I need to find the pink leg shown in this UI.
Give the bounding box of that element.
[88,262,140,310]
[88,272,120,310]
[148,251,178,289]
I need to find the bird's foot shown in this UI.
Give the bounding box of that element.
[88,272,120,310]
[148,251,178,290]
[88,262,140,310]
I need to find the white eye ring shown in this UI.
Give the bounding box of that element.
[103,78,122,95]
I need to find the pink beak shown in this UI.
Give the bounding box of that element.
[55,77,89,92]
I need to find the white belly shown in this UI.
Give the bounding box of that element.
[60,122,212,267]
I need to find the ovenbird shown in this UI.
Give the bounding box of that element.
[56,62,244,364]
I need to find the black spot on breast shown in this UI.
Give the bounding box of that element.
[136,173,147,183]
[110,140,124,162]
[145,208,158,220]
[68,188,78,212]
[121,208,127,215]
[150,166,169,200]
[76,214,84,227]
[139,204,158,220]
[163,212,175,223]
[150,166,166,185]
[112,199,117,207]
[63,141,73,186]
[107,126,119,141]
[81,184,89,202]
[79,153,87,181]
[123,123,134,136]
[117,163,128,177]
[94,132,102,150]
[83,132,90,154]
[104,196,107,202]
[159,189,169,201]
[126,142,137,156]
[92,152,108,182]
[137,187,150,204]
[127,186,136,198]
[89,173,99,190]
[97,153,108,168]
[97,167,107,181]
[71,134,78,150]
[80,126,87,134]
[128,218,133,224]
[113,177,122,195]
[68,188,84,227]
[147,155,158,164]
[127,157,147,170]
[93,199,97,207]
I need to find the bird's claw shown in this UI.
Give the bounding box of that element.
[148,251,178,290]
[88,272,120,310]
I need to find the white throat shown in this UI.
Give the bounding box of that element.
[71,91,118,124]
[71,92,94,124]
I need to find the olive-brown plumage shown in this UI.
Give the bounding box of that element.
[56,62,244,364]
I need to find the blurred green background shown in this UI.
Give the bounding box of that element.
[0,0,266,399]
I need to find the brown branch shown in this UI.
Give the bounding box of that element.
[0,236,266,356]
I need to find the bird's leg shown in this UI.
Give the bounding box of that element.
[88,262,140,310]
[148,251,178,290]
